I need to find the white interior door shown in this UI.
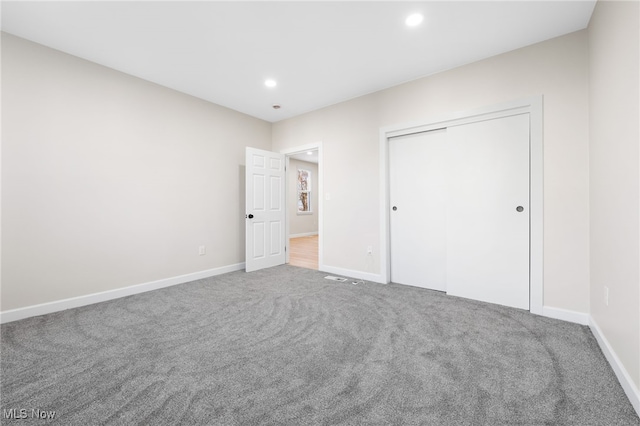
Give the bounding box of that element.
[245,147,286,272]
[445,114,530,309]
[389,129,447,291]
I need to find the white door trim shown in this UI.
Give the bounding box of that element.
[280,142,324,271]
[379,96,543,315]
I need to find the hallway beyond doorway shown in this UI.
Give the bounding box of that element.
[289,235,318,270]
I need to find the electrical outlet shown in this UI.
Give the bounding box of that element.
[604,286,609,306]
[367,246,373,255]
[199,245,206,256]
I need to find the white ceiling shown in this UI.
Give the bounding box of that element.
[1,1,596,123]
[289,150,319,164]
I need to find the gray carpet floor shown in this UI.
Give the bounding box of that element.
[1,265,638,425]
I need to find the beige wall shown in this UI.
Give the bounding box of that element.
[1,33,272,311]
[588,0,640,389]
[288,159,318,237]
[273,30,591,313]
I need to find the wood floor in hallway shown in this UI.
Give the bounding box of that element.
[289,235,318,270]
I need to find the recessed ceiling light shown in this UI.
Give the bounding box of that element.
[265,79,277,88]
[306,151,313,155]
[405,13,424,27]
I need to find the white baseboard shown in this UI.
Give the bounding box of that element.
[289,232,319,238]
[320,265,385,284]
[0,263,245,324]
[589,317,640,417]
[541,306,590,325]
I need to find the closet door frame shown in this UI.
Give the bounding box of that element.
[379,96,543,315]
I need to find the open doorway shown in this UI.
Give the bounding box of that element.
[284,146,321,270]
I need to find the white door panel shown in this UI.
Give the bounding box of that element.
[390,129,447,291]
[445,114,530,310]
[246,147,285,272]
[388,114,530,310]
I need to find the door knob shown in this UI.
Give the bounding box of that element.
[247,214,254,219]
[516,206,524,212]
[392,206,398,211]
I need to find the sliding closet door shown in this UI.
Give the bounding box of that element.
[389,129,447,291]
[445,114,530,310]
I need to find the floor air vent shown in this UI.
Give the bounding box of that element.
[324,276,348,282]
